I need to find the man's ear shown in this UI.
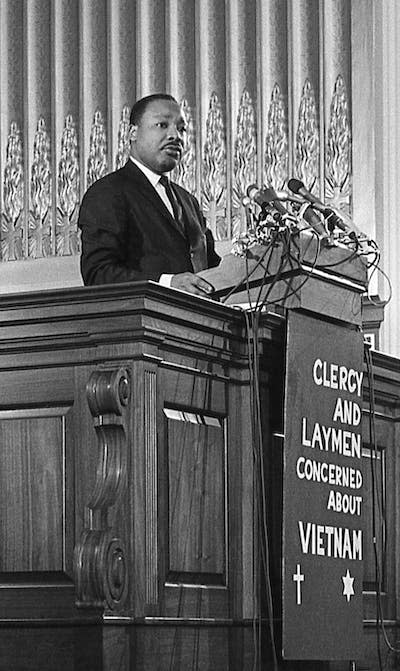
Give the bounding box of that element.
[129,124,137,142]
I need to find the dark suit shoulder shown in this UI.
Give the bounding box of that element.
[81,163,135,200]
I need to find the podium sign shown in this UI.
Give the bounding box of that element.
[282,311,364,660]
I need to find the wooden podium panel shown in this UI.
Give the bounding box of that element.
[0,412,66,572]
[0,276,396,670]
[0,366,76,588]
[165,409,226,581]
[0,362,101,670]
[0,283,260,669]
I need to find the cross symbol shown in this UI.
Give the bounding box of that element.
[293,564,304,605]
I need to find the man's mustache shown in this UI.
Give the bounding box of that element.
[162,141,183,150]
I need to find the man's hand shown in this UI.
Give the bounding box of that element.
[170,272,214,296]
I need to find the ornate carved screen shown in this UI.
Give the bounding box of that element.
[0,0,354,254]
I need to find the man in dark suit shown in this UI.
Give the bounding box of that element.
[78,93,220,296]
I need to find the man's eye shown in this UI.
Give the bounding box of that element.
[156,122,168,128]
[178,126,187,134]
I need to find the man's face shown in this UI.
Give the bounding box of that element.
[129,99,187,174]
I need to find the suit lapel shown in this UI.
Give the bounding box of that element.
[122,161,208,271]
[176,186,208,272]
[122,161,187,238]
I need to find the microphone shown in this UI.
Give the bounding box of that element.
[301,205,329,240]
[246,183,328,239]
[274,190,304,205]
[287,178,321,203]
[274,189,329,238]
[246,184,289,216]
[288,178,347,232]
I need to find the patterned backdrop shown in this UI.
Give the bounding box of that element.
[0,0,353,259]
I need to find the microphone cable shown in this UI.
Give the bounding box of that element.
[257,229,321,310]
[243,304,279,671]
[364,344,400,668]
[225,230,290,670]
[219,238,276,305]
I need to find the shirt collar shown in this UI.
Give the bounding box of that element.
[130,157,167,188]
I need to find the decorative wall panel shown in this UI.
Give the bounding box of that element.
[2,123,24,261]
[29,117,52,258]
[325,74,351,213]
[56,114,80,255]
[202,92,227,239]
[171,99,196,195]
[86,110,108,188]
[258,0,289,184]
[264,83,289,191]
[107,0,137,159]
[321,0,351,214]
[231,90,257,240]
[0,0,359,253]
[0,0,397,355]
[115,105,131,171]
[294,80,320,191]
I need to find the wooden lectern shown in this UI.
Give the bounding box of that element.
[0,231,390,670]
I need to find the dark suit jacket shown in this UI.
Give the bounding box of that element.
[78,160,220,286]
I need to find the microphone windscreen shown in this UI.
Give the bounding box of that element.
[246,184,259,199]
[288,178,304,194]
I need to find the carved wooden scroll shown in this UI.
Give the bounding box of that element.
[74,367,130,611]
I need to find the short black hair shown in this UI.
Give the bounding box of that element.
[129,94,178,126]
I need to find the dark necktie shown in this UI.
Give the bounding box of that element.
[159,175,185,233]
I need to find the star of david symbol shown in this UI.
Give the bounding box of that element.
[342,569,355,602]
